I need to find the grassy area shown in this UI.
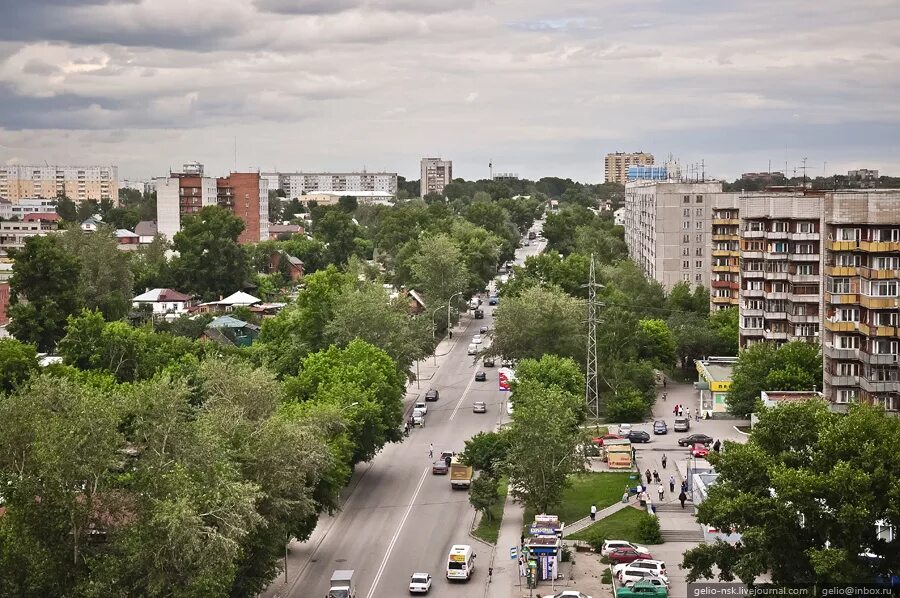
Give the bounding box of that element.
[472,477,509,544]
[522,472,635,531]
[566,505,647,542]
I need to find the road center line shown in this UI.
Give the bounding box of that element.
[448,369,477,422]
[365,466,429,598]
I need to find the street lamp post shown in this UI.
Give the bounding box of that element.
[446,291,463,335]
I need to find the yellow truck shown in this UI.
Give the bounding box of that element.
[449,460,473,490]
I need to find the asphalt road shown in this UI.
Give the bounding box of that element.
[282,229,546,598]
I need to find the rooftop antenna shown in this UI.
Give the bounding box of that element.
[801,157,808,186]
[701,159,706,182]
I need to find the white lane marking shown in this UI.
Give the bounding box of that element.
[365,466,429,598]
[448,370,477,422]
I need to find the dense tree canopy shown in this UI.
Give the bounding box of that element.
[727,341,823,416]
[491,285,585,364]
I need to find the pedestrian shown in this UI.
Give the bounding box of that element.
[653,469,660,483]
[681,480,688,493]
[622,491,629,504]
[520,533,525,548]
[669,475,675,493]
[687,407,691,419]
[429,443,433,458]
[673,404,678,416]
[448,330,453,339]
[713,439,721,453]
[590,504,597,521]
[679,406,684,417]
[679,490,687,509]
[663,377,667,389]
[657,483,664,501]
[645,469,652,485]
[445,455,452,468]
[661,454,667,469]
[489,567,493,583]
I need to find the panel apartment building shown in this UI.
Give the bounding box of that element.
[0,165,118,203]
[262,171,397,200]
[155,162,268,244]
[605,152,654,185]
[420,158,452,197]
[624,180,736,292]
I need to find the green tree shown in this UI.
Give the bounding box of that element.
[0,338,39,395]
[409,234,469,324]
[462,200,519,262]
[709,307,739,355]
[338,195,358,213]
[513,354,585,398]
[542,205,596,255]
[683,401,900,585]
[668,312,736,375]
[313,208,364,266]
[669,281,709,315]
[169,205,249,300]
[460,431,509,477]
[469,474,501,522]
[53,196,77,222]
[491,285,585,364]
[635,319,677,369]
[7,235,83,351]
[505,381,585,513]
[130,235,171,293]
[606,387,649,422]
[60,227,134,320]
[727,341,823,417]
[448,220,502,296]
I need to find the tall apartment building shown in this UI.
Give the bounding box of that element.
[420,158,452,197]
[624,180,735,291]
[0,165,118,203]
[710,197,741,309]
[822,191,900,412]
[738,192,823,348]
[262,171,397,200]
[155,163,268,244]
[605,152,654,185]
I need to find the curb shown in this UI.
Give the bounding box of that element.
[733,425,750,436]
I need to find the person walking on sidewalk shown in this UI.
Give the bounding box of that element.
[590,504,597,521]
[653,469,660,483]
[679,490,687,509]
[661,454,667,469]
[645,469,652,485]
[429,443,433,458]
[657,483,664,501]
[663,377,667,389]
[713,439,721,453]
[687,407,691,419]
[669,475,675,493]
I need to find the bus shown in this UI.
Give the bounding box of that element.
[446,544,475,581]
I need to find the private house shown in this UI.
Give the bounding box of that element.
[80,217,101,232]
[268,223,304,240]
[195,291,262,314]
[134,220,158,244]
[202,315,260,347]
[114,229,140,250]
[267,250,304,282]
[132,288,194,317]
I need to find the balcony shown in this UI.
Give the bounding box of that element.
[742,230,766,239]
[764,311,788,320]
[742,250,764,259]
[790,253,820,262]
[824,345,859,360]
[712,295,736,305]
[712,234,738,242]
[825,291,859,305]
[859,322,898,337]
[741,327,765,337]
[742,269,764,279]
[789,273,821,284]
[766,330,790,340]
[712,264,738,273]
[788,313,819,324]
[790,232,820,241]
[859,352,900,366]
[713,218,740,226]
[712,249,739,257]
[764,271,789,281]
[859,295,898,309]
[712,280,739,290]
[764,252,790,261]
[766,230,791,239]
[743,308,764,317]
[824,320,859,332]
[859,377,900,395]
[827,240,859,251]
[824,371,859,387]
[860,267,900,280]
[764,291,790,301]
[859,240,900,252]
[792,293,820,303]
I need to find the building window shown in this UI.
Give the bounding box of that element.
[835,307,859,322]
[696,247,703,256]
[747,221,764,232]
[684,195,690,203]
[743,316,763,329]
[796,221,815,233]
[873,339,898,355]
[696,208,703,217]
[773,221,789,233]
[683,235,690,243]
[683,260,690,269]
[696,234,703,243]
[696,195,703,203]
[876,396,899,412]
[683,221,690,230]
[695,273,702,282]
[796,264,815,275]
[771,242,788,253]
[696,221,703,230]
[795,324,818,337]
[682,247,690,256]
[684,208,691,217]
[868,281,898,297]
[836,228,860,241]
[683,273,691,281]
[747,280,763,290]
[836,389,858,404]
[696,260,703,268]
[836,335,860,349]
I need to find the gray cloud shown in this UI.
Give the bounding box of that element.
[253,0,360,15]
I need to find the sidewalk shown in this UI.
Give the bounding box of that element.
[485,490,525,598]
[563,501,632,538]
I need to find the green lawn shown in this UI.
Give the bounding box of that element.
[522,471,635,531]
[472,477,509,545]
[566,505,647,543]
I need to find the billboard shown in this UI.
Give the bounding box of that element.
[498,367,515,391]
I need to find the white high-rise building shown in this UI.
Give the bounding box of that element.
[0,165,118,203]
[262,171,397,199]
[420,158,452,197]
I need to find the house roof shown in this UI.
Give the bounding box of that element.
[408,289,426,308]
[82,217,101,225]
[761,391,823,403]
[277,249,303,267]
[133,288,192,302]
[208,315,249,329]
[218,291,261,305]
[115,229,139,239]
[135,220,157,236]
[269,223,302,234]
[24,212,61,222]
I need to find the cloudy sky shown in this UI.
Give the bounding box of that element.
[1,0,899,182]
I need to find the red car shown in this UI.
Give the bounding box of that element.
[592,434,622,447]
[691,443,709,458]
[608,547,653,565]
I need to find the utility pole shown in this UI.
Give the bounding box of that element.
[583,254,604,419]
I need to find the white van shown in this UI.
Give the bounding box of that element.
[446,544,475,581]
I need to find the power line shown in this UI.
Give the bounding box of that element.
[583,254,604,419]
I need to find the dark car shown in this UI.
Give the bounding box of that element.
[626,430,651,443]
[424,389,440,402]
[677,433,713,447]
[479,326,488,334]
[475,371,487,382]
[473,309,484,319]
[483,356,495,367]
[608,547,653,565]
[652,420,667,435]
[431,460,448,475]
[501,358,515,368]
[488,296,499,305]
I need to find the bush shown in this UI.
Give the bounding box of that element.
[560,545,572,562]
[601,568,612,584]
[606,389,648,422]
[636,513,664,544]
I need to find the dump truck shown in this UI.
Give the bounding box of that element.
[449,460,473,489]
[327,569,355,598]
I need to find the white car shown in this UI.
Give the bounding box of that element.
[551,592,592,598]
[619,567,669,587]
[624,575,669,590]
[618,423,633,436]
[601,540,650,557]
[409,572,432,593]
[415,401,427,415]
[472,335,483,344]
[614,559,667,579]
[467,344,477,355]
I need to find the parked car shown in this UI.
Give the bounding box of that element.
[591,433,622,447]
[653,420,667,435]
[618,423,633,436]
[626,430,651,443]
[467,344,477,355]
[619,568,669,587]
[501,358,515,368]
[473,309,484,319]
[692,443,710,458]
[409,572,432,594]
[483,356,495,367]
[475,371,487,382]
[415,402,427,415]
[551,592,593,598]
[616,580,668,597]
[472,335,483,344]
[677,433,713,447]
[488,296,499,305]
[424,389,439,402]
[623,575,669,590]
[431,460,448,475]
[479,325,488,334]
[615,559,667,580]
[608,547,652,565]
[601,540,651,557]
[472,401,487,413]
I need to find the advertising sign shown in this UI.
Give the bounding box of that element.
[498,367,515,391]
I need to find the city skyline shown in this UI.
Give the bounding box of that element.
[0,0,898,181]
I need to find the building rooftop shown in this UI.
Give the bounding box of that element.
[696,357,738,383]
[133,288,192,302]
[135,220,157,237]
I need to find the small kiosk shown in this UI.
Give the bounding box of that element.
[523,514,563,586]
[603,438,633,469]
